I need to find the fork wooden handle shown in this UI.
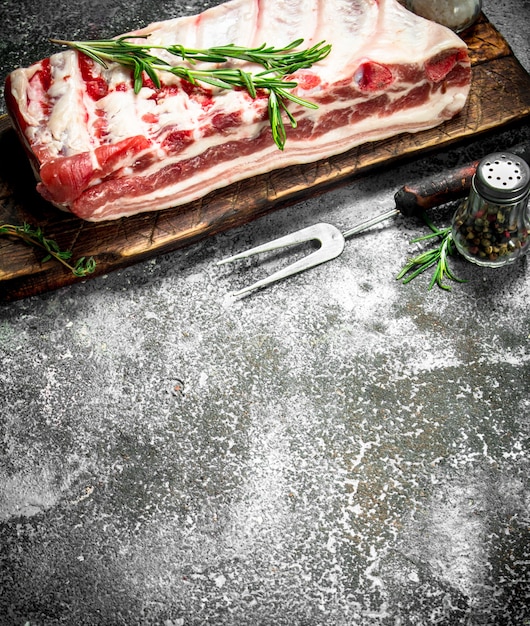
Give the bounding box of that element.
[394,143,530,217]
[395,164,477,216]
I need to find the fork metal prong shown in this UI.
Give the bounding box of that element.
[229,245,342,297]
[217,224,337,266]
[220,223,345,297]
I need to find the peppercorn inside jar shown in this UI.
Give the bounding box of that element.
[452,152,530,267]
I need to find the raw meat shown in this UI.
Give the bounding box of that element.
[5,0,471,222]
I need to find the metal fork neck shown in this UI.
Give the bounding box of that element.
[342,208,399,239]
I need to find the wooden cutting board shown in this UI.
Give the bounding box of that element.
[1,15,530,302]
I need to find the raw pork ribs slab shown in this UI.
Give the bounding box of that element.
[5,0,471,222]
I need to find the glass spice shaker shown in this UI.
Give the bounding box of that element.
[405,0,482,32]
[451,152,530,268]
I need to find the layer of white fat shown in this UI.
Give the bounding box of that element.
[8,66,44,129]
[126,0,258,49]
[195,0,258,47]
[95,85,152,143]
[252,0,318,46]
[299,0,378,82]
[357,0,467,63]
[126,15,194,46]
[43,51,95,158]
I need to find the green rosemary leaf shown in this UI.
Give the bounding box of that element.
[133,63,143,93]
[397,213,466,291]
[268,90,287,151]
[273,86,319,110]
[78,44,110,68]
[410,229,447,243]
[282,103,298,130]
[239,69,257,99]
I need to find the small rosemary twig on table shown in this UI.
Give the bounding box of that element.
[396,213,466,291]
[0,222,96,277]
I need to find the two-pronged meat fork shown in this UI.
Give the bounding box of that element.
[217,209,399,298]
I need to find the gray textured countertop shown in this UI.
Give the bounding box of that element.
[1,1,529,625]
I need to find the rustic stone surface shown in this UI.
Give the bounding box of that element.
[0,1,529,625]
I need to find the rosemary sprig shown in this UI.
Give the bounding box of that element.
[396,214,466,291]
[0,223,96,277]
[51,36,331,150]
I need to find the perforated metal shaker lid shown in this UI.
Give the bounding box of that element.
[474,152,530,204]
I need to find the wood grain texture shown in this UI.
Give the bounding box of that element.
[1,15,530,302]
